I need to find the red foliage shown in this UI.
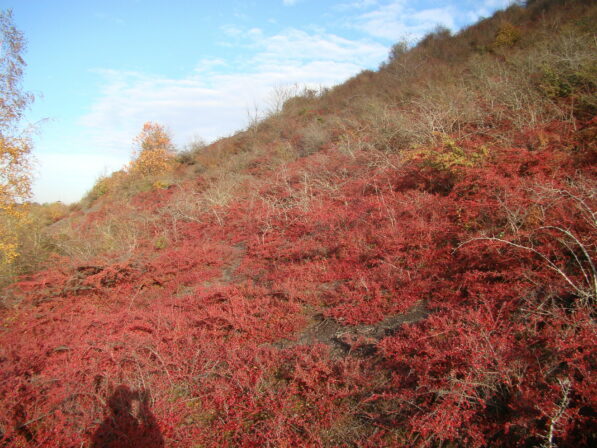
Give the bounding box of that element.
[0,118,595,447]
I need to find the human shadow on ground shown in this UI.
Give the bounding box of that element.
[91,385,164,448]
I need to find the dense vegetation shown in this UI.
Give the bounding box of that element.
[0,0,595,446]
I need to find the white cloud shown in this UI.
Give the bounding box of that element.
[31,1,518,203]
[352,1,457,41]
[249,28,386,66]
[33,0,521,204]
[63,29,387,201]
[345,0,515,42]
[410,8,456,30]
[468,0,517,21]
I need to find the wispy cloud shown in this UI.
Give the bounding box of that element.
[220,24,243,37]
[31,0,516,203]
[350,1,457,41]
[78,28,387,156]
[33,26,387,202]
[341,0,515,42]
[248,28,386,66]
[467,0,516,21]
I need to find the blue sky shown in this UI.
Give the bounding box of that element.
[3,0,512,203]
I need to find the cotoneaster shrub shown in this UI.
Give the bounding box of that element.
[1,1,595,447]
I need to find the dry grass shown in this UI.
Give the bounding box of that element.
[7,0,595,288]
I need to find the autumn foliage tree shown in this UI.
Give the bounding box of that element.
[130,121,175,177]
[0,9,33,268]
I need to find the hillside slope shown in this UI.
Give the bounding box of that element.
[1,1,596,447]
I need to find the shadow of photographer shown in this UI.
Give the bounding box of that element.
[91,385,164,448]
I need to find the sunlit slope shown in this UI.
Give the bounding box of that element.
[1,1,595,446]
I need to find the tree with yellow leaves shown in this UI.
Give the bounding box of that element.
[0,9,34,268]
[129,122,175,177]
